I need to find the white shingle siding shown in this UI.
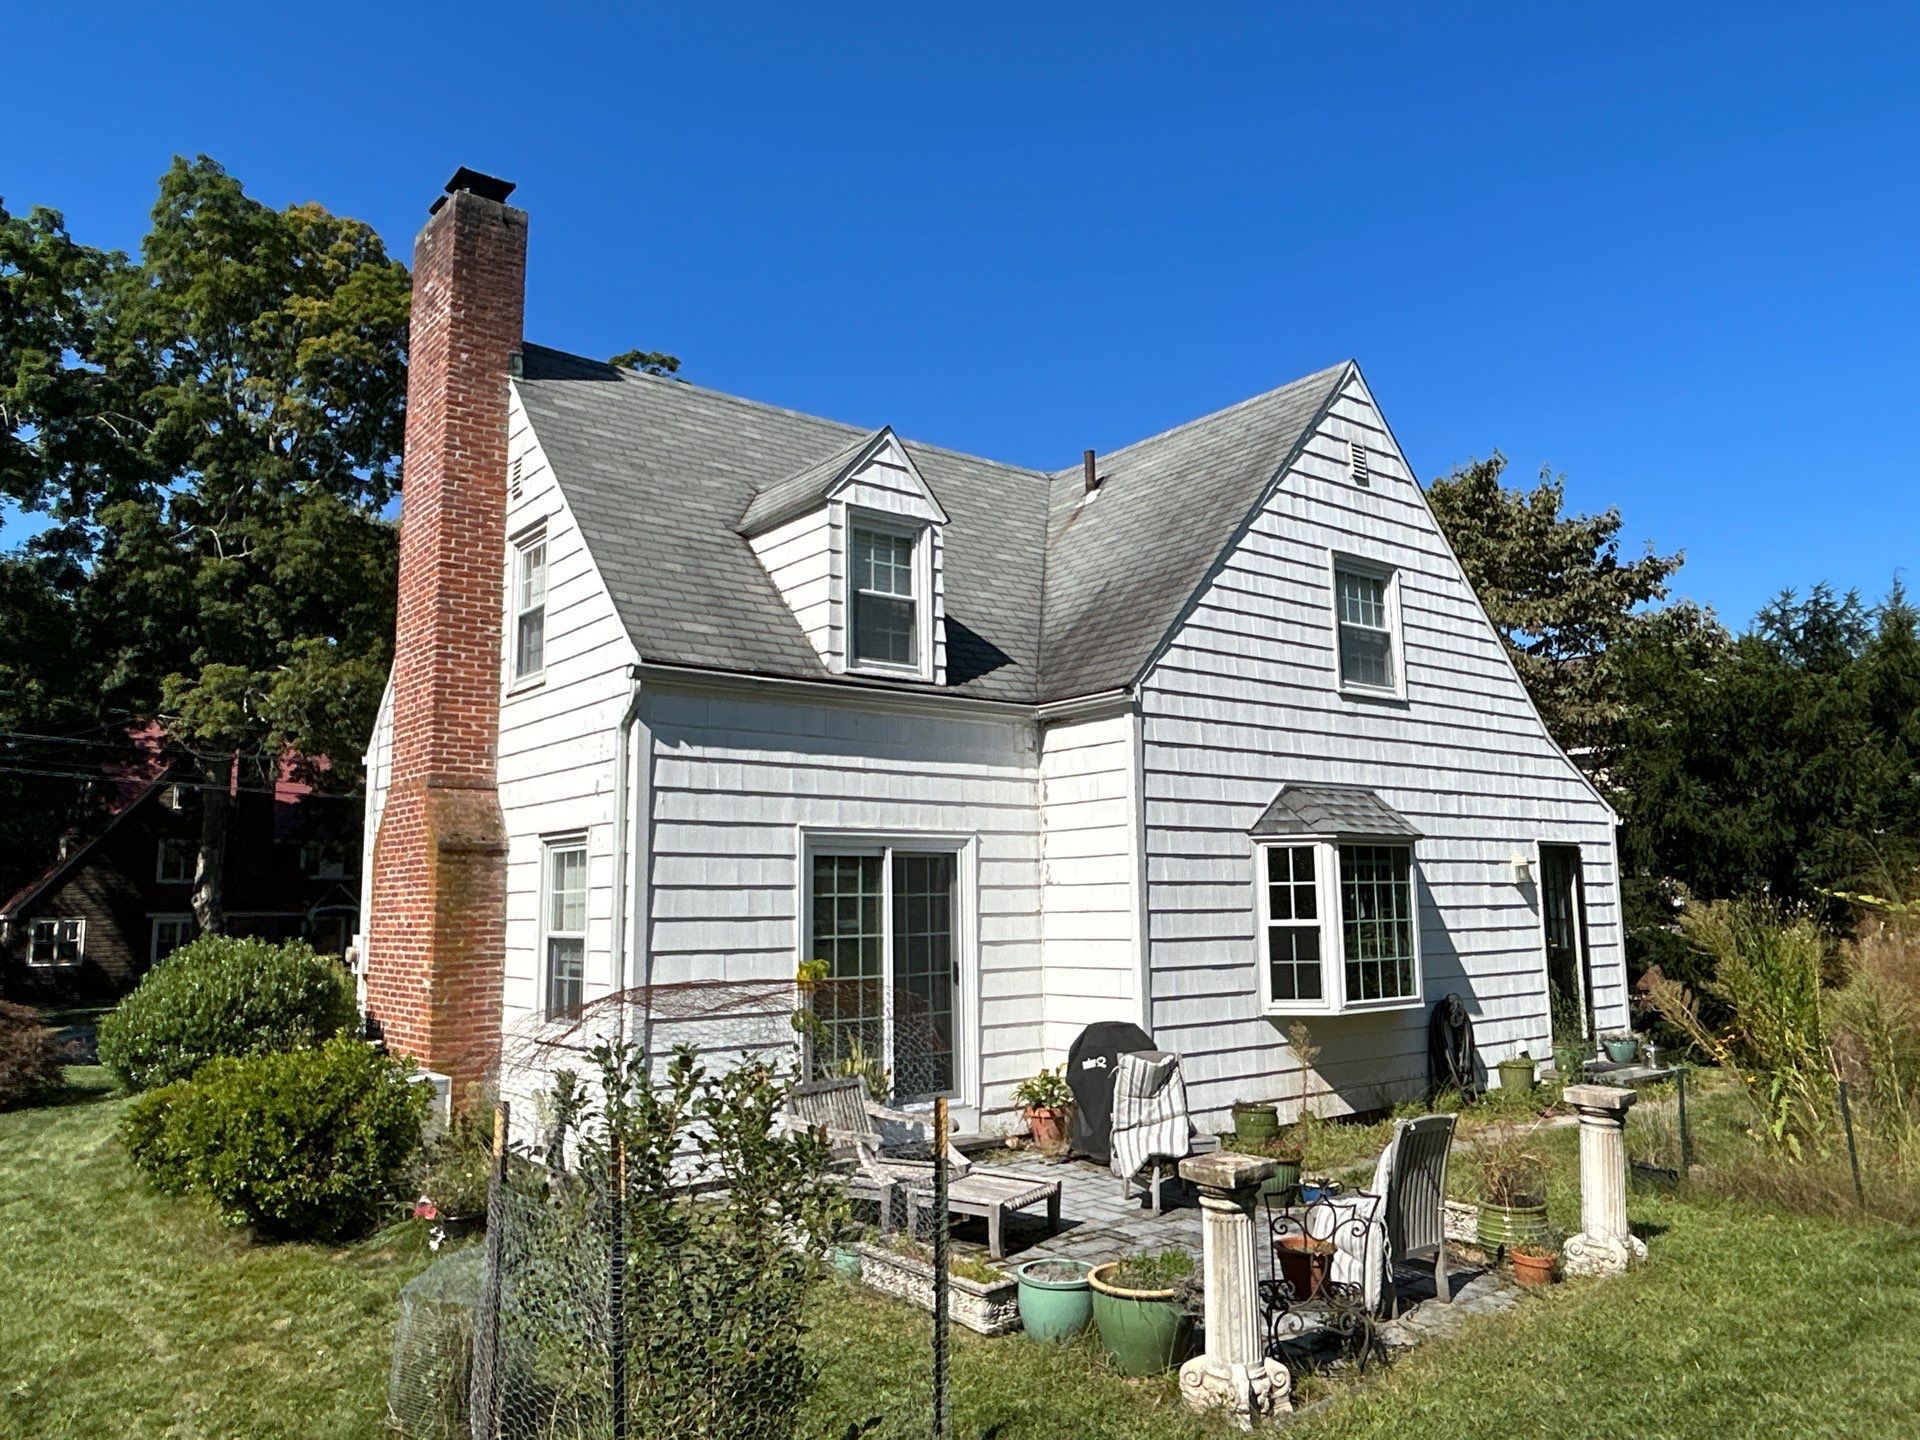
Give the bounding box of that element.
[1137,370,1625,1125]
[1038,712,1144,1053]
[748,505,838,667]
[497,385,642,1044]
[644,684,1044,1119]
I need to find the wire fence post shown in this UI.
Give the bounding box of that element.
[1676,1066,1693,1170]
[931,1094,950,1440]
[608,1121,628,1440]
[1836,1080,1866,1211]
[472,1101,510,1440]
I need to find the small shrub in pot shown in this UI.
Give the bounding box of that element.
[1089,1249,1199,1375]
[1477,1132,1551,1251]
[98,935,358,1090]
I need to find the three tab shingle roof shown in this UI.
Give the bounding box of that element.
[517,343,1351,705]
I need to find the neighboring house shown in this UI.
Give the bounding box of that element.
[361,172,1625,1131]
[0,736,361,1004]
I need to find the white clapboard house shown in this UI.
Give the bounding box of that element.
[359,175,1624,1134]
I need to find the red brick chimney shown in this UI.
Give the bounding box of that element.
[365,169,526,1099]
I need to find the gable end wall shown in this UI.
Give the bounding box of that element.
[1138,370,1626,1123]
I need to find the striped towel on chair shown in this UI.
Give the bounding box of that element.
[1109,1050,1190,1185]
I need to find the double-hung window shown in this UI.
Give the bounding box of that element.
[1333,561,1401,695]
[1256,842,1421,1013]
[151,915,197,965]
[512,534,548,683]
[849,523,920,671]
[29,918,84,968]
[543,838,587,1020]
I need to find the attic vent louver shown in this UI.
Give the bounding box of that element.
[509,454,524,500]
[1349,438,1371,487]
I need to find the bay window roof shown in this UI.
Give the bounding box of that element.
[1249,782,1421,841]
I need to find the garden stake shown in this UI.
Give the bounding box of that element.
[1676,1066,1693,1169]
[1836,1080,1865,1211]
[932,1094,950,1440]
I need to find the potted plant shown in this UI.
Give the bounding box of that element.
[1510,1240,1558,1287]
[1603,1031,1641,1064]
[1012,1067,1074,1149]
[1273,1229,1336,1300]
[1088,1249,1198,1375]
[1231,1101,1280,1144]
[1476,1135,1551,1252]
[1235,1126,1305,1203]
[828,1221,868,1280]
[1013,1257,1093,1342]
[1497,1051,1537,1098]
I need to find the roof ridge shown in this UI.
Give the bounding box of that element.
[1048,360,1353,479]
[524,341,1054,485]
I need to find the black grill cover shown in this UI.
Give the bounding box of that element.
[1066,1021,1157,1167]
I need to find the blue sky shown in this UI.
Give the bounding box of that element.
[6,2,1916,625]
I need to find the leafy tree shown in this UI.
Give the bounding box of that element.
[1428,452,1682,771]
[607,346,680,377]
[3,158,408,931]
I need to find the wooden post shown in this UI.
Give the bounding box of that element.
[610,1125,628,1440]
[473,1101,510,1440]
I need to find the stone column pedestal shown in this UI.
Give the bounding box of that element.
[1560,1083,1648,1276]
[1177,1153,1291,1426]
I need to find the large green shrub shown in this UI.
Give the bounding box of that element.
[98,934,358,1090]
[119,1037,428,1240]
[0,1001,66,1108]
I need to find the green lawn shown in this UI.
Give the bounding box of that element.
[6,1070,1920,1439]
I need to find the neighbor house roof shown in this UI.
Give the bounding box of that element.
[516,344,1352,705]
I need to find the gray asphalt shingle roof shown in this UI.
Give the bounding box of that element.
[1250,783,1423,839]
[517,343,1351,704]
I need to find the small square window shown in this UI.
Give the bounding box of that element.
[156,837,195,885]
[151,915,197,965]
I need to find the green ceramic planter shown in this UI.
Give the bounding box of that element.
[1088,1263,1196,1376]
[1232,1103,1280,1144]
[829,1245,863,1280]
[1258,1158,1302,1204]
[1477,1199,1551,1251]
[1014,1259,1092,1343]
[1606,1037,1641,1064]
[1498,1056,1537,1096]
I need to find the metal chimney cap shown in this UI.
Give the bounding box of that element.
[441,168,518,204]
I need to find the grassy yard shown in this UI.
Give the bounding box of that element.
[6,1069,1920,1438]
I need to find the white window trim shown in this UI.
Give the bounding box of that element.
[1329,553,1407,701]
[796,827,978,1115]
[155,836,195,885]
[540,833,589,1022]
[28,917,85,968]
[1253,838,1424,1016]
[149,913,196,966]
[842,509,934,681]
[508,526,549,691]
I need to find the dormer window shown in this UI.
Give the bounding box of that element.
[850,523,920,669]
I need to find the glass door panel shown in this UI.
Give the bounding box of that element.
[892,852,956,1100]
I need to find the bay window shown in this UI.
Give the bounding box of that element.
[1256,840,1421,1014]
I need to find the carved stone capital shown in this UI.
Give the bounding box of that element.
[1179,1354,1292,1427]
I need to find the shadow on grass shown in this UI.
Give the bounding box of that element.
[36,1064,118,1109]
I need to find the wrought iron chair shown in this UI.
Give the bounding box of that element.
[1257,1191,1386,1375]
[1376,1112,1457,1317]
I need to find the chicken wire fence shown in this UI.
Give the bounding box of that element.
[387,977,960,1440]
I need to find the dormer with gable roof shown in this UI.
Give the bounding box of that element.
[739,425,951,683]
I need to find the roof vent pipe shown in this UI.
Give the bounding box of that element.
[1083,448,1099,494]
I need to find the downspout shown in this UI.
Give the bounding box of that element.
[610,667,644,1051]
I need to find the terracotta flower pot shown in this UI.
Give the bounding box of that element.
[1025,1105,1069,1148]
[1274,1233,1335,1301]
[1511,1249,1558,1287]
